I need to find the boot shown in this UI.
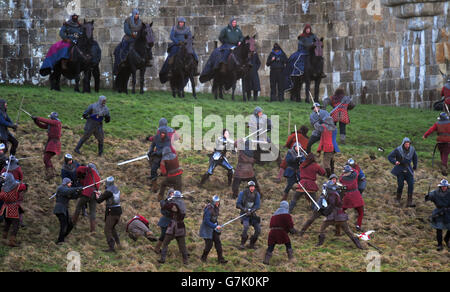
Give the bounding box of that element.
[128,232,138,242]
[316,234,325,247]
[335,225,342,237]
[437,244,444,251]
[395,192,402,204]
[98,143,104,157]
[154,240,163,254]
[151,180,158,193]
[406,193,416,208]
[89,219,96,233]
[199,173,210,187]
[145,231,157,242]
[253,91,258,101]
[440,164,448,176]
[248,236,258,249]
[157,247,167,263]
[217,249,228,264]
[45,167,53,181]
[227,172,233,187]
[263,250,272,265]
[7,235,19,247]
[200,250,209,263]
[287,248,294,260]
[320,71,327,79]
[340,134,346,145]
[275,168,284,183]
[351,236,364,250]
[182,252,189,265]
[325,168,332,179]
[103,239,116,253]
[113,233,121,249]
[239,236,248,250]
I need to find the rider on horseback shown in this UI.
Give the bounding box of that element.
[162,17,199,79]
[297,24,326,79]
[59,14,83,70]
[218,17,244,70]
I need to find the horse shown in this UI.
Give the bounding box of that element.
[290,37,325,103]
[114,22,154,94]
[49,20,101,93]
[168,35,198,99]
[211,36,252,100]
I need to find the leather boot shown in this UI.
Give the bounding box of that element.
[7,235,18,247]
[200,249,209,263]
[340,134,346,145]
[287,248,294,260]
[395,192,402,204]
[316,234,325,247]
[113,233,121,249]
[217,252,228,264]
[103,239,116,253]
[90,219,96,233]
[335,225,342,236]
[158,247,167,263]
[154,240,163,254]
[199,173,210,186]
[151,180,158,193]
[263,250,272,265]
[351,236,364,250]
[406,193,416,208]
[98,143,104,157]
[182,252,189,265]
[145,231,157,242]
[45,167,53,181]
[239,236,248,250]
[275,168,284,183]
[248,236,258,249]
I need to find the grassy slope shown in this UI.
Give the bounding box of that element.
[0,84,448,272]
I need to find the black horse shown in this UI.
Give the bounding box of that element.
[168,36,198,99]
[290,37,325,103]
[49,20,101,93]
[114,22,154,94]
[211,36,252,100]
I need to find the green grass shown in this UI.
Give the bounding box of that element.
[0,84,447,272]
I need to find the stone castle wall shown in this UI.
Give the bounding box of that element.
[0,0,449,107]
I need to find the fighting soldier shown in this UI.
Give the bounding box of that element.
[347,158,367,195]
[199,195,227,264]
[236,181,261,250]
[61,154,80,183]
[425,179,450,251]
[126,214,157,243]
[282,143,305,200]
[155,189,175,254]
[316,116,338,177]
[74,96,111,156]
[158,191,189,265]
[249,106,279,164]
[388,137,418,207]
[199,129,235,187]
[53,178,82,244]
[148,127,172,193]
[1,156,23,182]
[306,102,330,153]
[95,177,123,253]
[0,99,18,156]
[263,201,298,265]
[159,146,183,201]
[423,112,450,176]
[340,165,365,231]
[31,112,62,180]
[276,126,308,183]
[232,140,261,198]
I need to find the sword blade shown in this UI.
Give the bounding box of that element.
[297,181,321,210]
[20,108,32,117]
[222,214,246,227]
[16,96,25,123]
[117,155,148,166]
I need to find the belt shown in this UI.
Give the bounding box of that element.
[270,227,285,231]
[346,188,357,192]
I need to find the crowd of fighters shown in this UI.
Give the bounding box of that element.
[0,92,449,266]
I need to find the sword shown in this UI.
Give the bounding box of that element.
[20,108,33,118]
[17,155,40,161]
[16,96,25,124]
[221,213,246,228]
[243,128,262,140]
[294,125,308,156]
[297,181,321,210]
[117,154,149,166]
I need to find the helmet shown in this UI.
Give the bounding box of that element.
[49,112,59,120]
[64,153,73,163]
[106,176,115,186]
[347,158,355,166]
[0,143,5,151]
[311,102,321,109]
[173,190,183,198]
[343,165,353,173]
[438,112,449,121]
[438,179,449,188]
[248,181,256,187]
[329,174,338,180]
[212,195,220,203]
[167,188,175,197]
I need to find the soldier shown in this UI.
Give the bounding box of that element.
[1,156,23,182]
[95,177,123,253]
[158,191,189,265]
[316,116,338,177]
[423,112,450,176]
[199,195,227,264]
[155,189,175,254]
[199,129,235,187]
[323,88,355,145]
[306,103,329,153]
[0,143,7,171]
[145,118,180,154]
[232,140,261,198]
[0,99,18,156]
[31,112,62,180]
[159,146,183,201]
[59,14,83,70]
[282,143,305,200]
[126,214,157,243]
[249,106,278,164]
[425,179,450,251]
[340,165,365,231]
[74,96,111,156]
[236,181,261,250]
[388,137,418,207]
[72,163,101,233]
[61,154,80,183]
[263,201,298,265]
[0,173,27,247]
[316,181,363,249]
[347,158,367,195]
[148,127,172,193]
[53,178,82,244]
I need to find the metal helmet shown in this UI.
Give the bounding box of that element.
[0,143,5,151]
[343,165,353,173]
[62,177,72,186]
[248,181,256,187]
[173,190,183,198]
[311,102,321,110]
[329,173,338,180]
[347,158,355,166]
[212,195,220,204]
[167,188,175,198]
[438,112,449,121]
[64,153,73,163]
[106,176,115,186]
[438,179,449,188]
[49,112,59,120]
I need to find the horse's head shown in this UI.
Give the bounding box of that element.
[441,70,450,84]
[246,34,257,55]
[312,37,324,57]
[82,19,95,40]
[144,22,155,48]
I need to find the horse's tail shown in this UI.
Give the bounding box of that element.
[110,50,116,90]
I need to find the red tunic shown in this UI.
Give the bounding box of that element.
[34,117,62,155]
[1,167,23,182]
[317,124,334,153]
[340,174,365,208]
[297,161,325,192]
[76,166,101,198]
[268,213,294,245]
[160,156,183,177]
[285,133,308,150]
[330,96,350,124]
[423,121,450,143]
[0,183,27,219]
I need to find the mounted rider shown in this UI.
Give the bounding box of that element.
[59,14,83,70]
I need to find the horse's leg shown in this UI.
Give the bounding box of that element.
[74,75,80,93]
[190,74,197,99]
[140,68,145,94]
[212,79,218,100]
[131,68,137,94]
[231,82,236,101]
[219,84,224,100]
[314,78,321,103]
[304,78,311,103]
[180,73,185,98]
[291,77,298,101]
[50,70,59,91]
[93,65,100,93]
[83,68,92,93]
